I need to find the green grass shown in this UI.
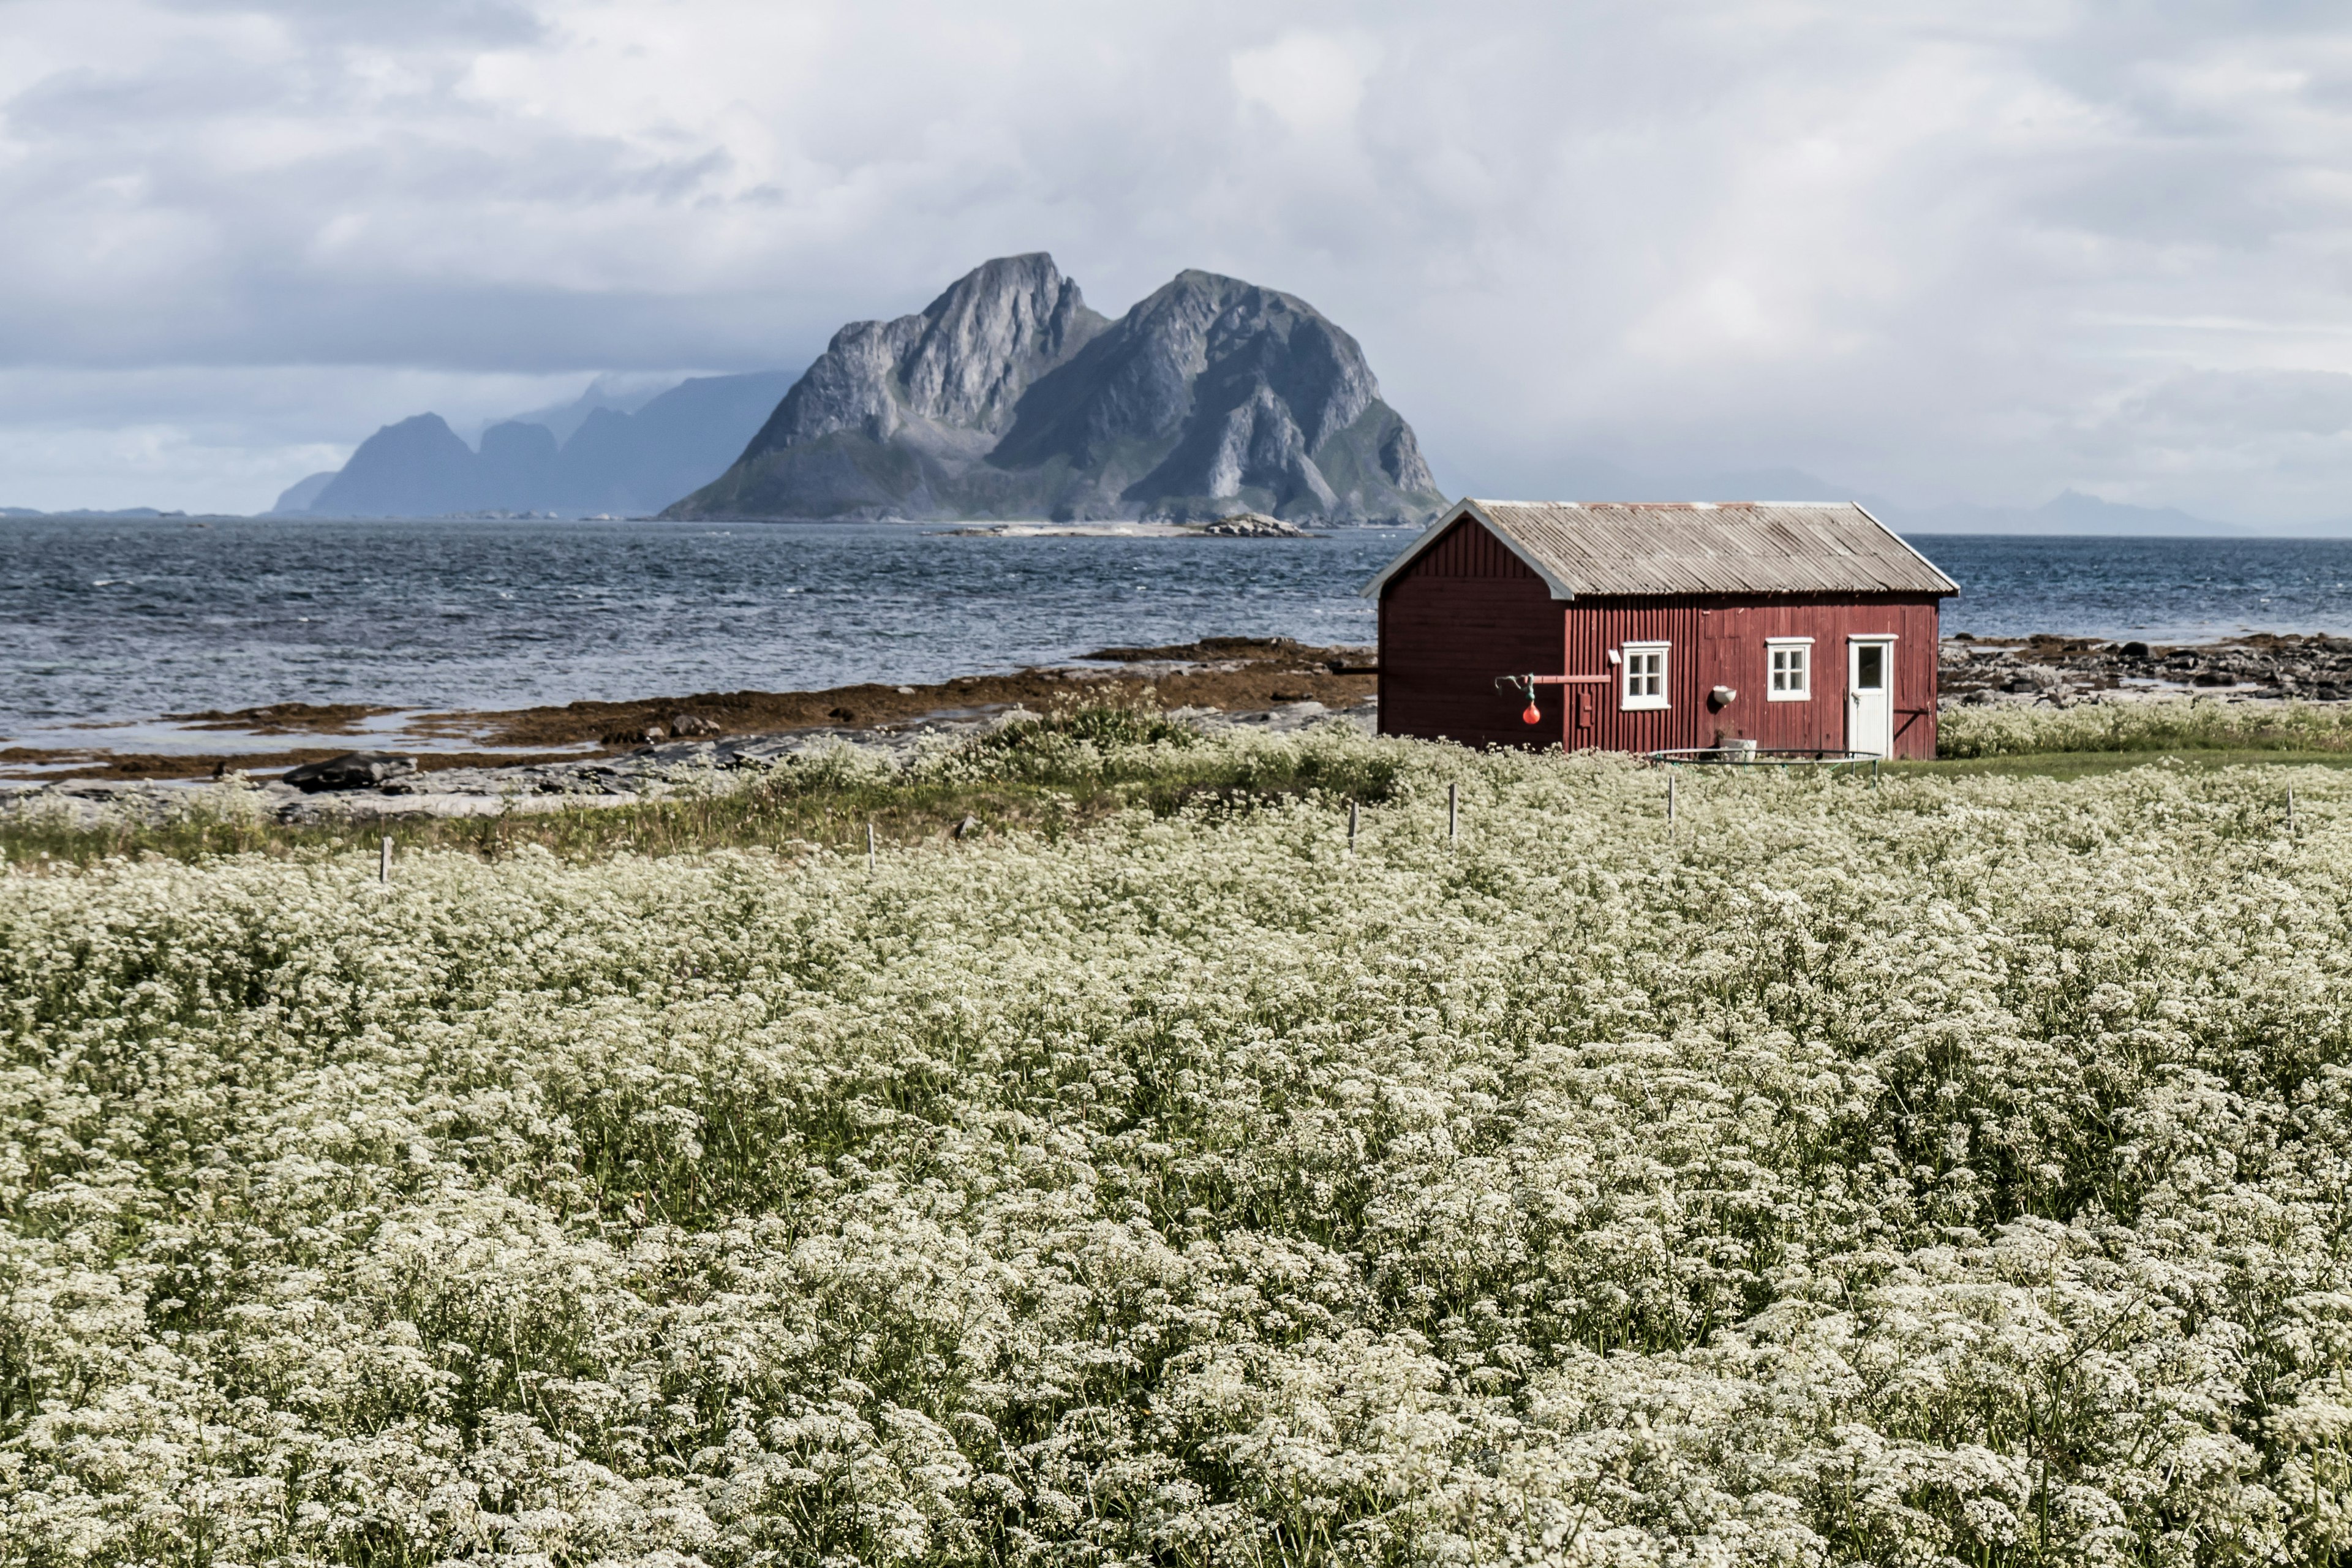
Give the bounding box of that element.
[19,698,2352,870]
[1938,694,2352,758]
[0,780,1090,870]
[0,705,1409,870]
[1899,747,2352,780]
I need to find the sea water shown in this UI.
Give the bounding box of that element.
[7,517,2352,738]
[0,518,1415,739]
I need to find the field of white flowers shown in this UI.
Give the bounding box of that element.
[1938,695,2352,758]
[6,720,2352,1567]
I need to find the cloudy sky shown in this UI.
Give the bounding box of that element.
[5,0,2352,522]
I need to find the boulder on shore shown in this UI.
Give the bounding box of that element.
[279,752,419,793]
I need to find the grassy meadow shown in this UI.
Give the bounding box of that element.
[7,703,2352,1564]
[1936,692,2352,761]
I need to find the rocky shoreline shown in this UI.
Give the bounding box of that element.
[943,511,1313,540]
[12,632,2352,830]
[2,699,1373,829]
[0,636,1378,784]
[1941,632,2352,704]
[1,635,1381,828]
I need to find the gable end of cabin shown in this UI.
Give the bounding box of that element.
[1376,513,1564,749]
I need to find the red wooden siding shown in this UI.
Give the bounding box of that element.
[1375,515,1945,758]
[1378,518,1561,748]
[1560,597,1941,758]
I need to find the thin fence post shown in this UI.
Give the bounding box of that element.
[1448,782,1459,846]
[1348,801,1359,855]
[867,821,877,873]
[379,836,391,885]
[2289,787,2298,837]
[1667,771,1677,830]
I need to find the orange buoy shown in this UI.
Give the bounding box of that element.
[1521,699,1542,725]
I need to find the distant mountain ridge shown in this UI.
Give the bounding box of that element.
[1894,489,2250,537]
[0,505,196,519]
[487,377,673,446]
[668,254,1446,523]
[282,371,796,518]
[1521,462,2352,538]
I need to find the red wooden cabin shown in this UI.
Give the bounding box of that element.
[1364,500,1960,758]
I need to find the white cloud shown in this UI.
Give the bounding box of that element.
[1229,31,1377,135]
[0,363,611,511]
[0,422,348,514]
[2,1,2352,519]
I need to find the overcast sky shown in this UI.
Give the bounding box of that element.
[5,0,2352,521]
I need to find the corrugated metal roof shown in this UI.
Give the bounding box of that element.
[1362,500,1960,600]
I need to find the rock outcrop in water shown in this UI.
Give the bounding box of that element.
[667,254,1446,524]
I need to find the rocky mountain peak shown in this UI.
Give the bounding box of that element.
[674,254,1446,524]
[746,254,1108,459]
[900,253,1102,431]
[1138,269,1379,448]
[1009,269,1415,514]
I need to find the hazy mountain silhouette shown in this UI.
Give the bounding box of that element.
[284,371,796,517]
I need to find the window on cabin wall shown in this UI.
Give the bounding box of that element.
[1621,641,1668,710]
[1766,638,1812,700]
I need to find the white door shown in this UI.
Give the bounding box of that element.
[1847,638,1894,758]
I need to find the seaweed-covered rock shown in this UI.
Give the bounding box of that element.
[278,752,418,793]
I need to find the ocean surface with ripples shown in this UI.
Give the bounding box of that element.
[9,517,2352,741]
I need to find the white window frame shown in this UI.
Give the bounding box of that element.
[1620,641,1669,711]
[1766,637,1813,702]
